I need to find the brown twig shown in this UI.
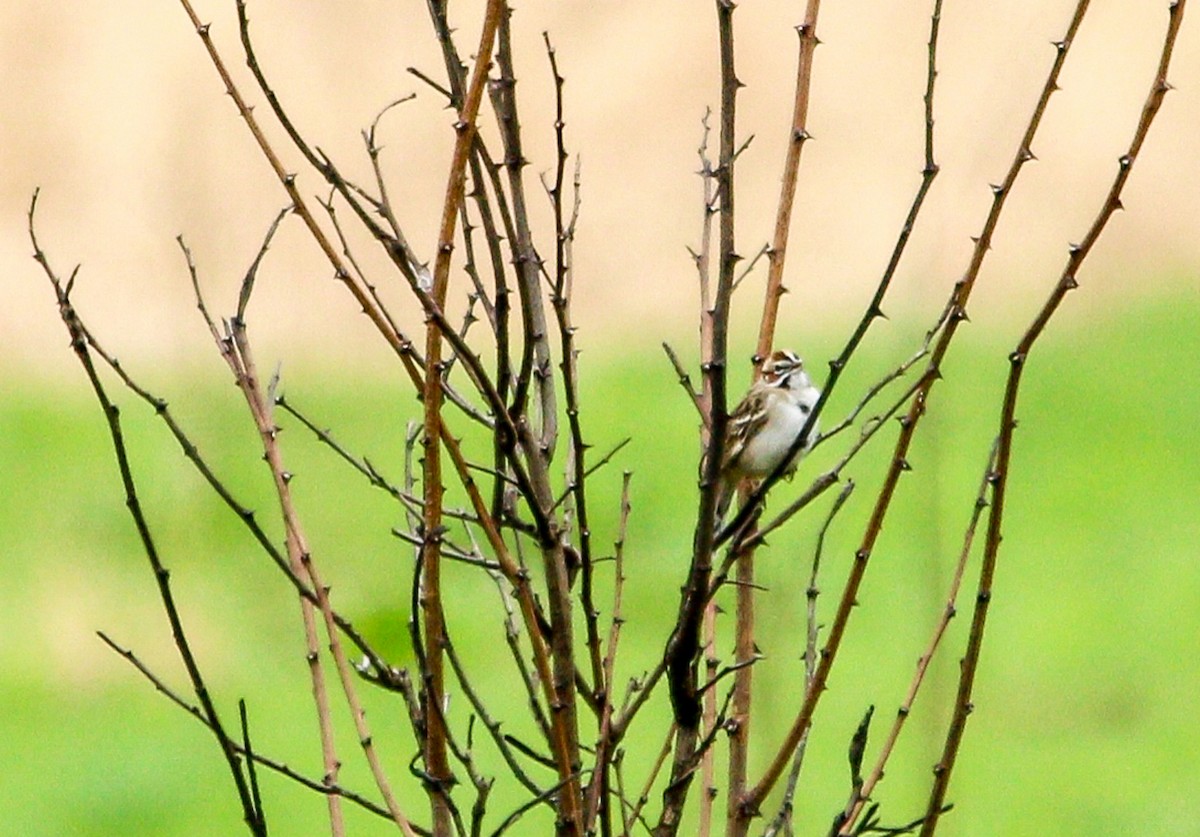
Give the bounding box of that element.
[231,322,417,836]
[30,196,265,836]
[762,479,855,837]
[630,725,677,834]
[419,3,506,832]
[754,0,823,362]
[836,443,994,834]
[584,472,634,834]
[724,484,756,837]
[656,2,741,833]
[745,0,1093,814]
[920,4,1186,831]
[187,223,350,837]
[97,631,406,826]
[662,342,708,426]
[697,602,719,837]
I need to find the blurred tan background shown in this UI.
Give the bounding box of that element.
[3,0,1197,381]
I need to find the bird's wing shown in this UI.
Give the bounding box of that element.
[722,386,771,472]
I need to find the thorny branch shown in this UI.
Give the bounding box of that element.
[744,0,1095,814]
[656,2,740,834]
[920,3,1186,832]
[192,231,419,836]
[97,631,406,826]
[31,193,266,837]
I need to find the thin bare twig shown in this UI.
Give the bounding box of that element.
[96,631,412,826]
[771,478,856,837]
[30,196,265,836]
[755,0,823,362]
[836,444,994,835]
[585,472,634,834]
[921,4,1186,831]
[746,0,1092,813]
[187,225,350,837]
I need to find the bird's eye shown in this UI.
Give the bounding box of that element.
[799,404,810,414]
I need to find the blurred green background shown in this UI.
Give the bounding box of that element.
[2,291,1197,836]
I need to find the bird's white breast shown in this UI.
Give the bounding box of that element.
[738,387,819,477]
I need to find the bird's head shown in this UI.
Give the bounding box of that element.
[762,349,808,388]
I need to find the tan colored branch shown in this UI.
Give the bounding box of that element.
[421,2,506,832]
[754,0,822,362]
[746,0,1095,813]
[921,3,1186,830]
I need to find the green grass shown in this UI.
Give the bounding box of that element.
[2,294,1197,835]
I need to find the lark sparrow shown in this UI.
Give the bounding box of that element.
[716,349,821,521]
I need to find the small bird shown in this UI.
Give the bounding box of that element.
[716,349,821,522]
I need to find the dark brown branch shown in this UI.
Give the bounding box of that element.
[238,701,267,834]
[662,342,708,427]
[490,8,559,463]
[96,631,417,828]
[31,196,264,835]
[656,3,740,834]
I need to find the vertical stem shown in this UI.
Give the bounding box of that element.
[694,109,720,837]
[657,3,739,834]
[492,8,558,457]
[698,600,719,836]
[421,3,505,833]
[731,6,827,828]
[755,0,822,362]
[724,538,754,837]
[920,4,1185,831]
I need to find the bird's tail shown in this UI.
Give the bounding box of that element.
[712,474,736,533]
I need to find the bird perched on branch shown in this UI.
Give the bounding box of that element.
[715,349,821,522]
